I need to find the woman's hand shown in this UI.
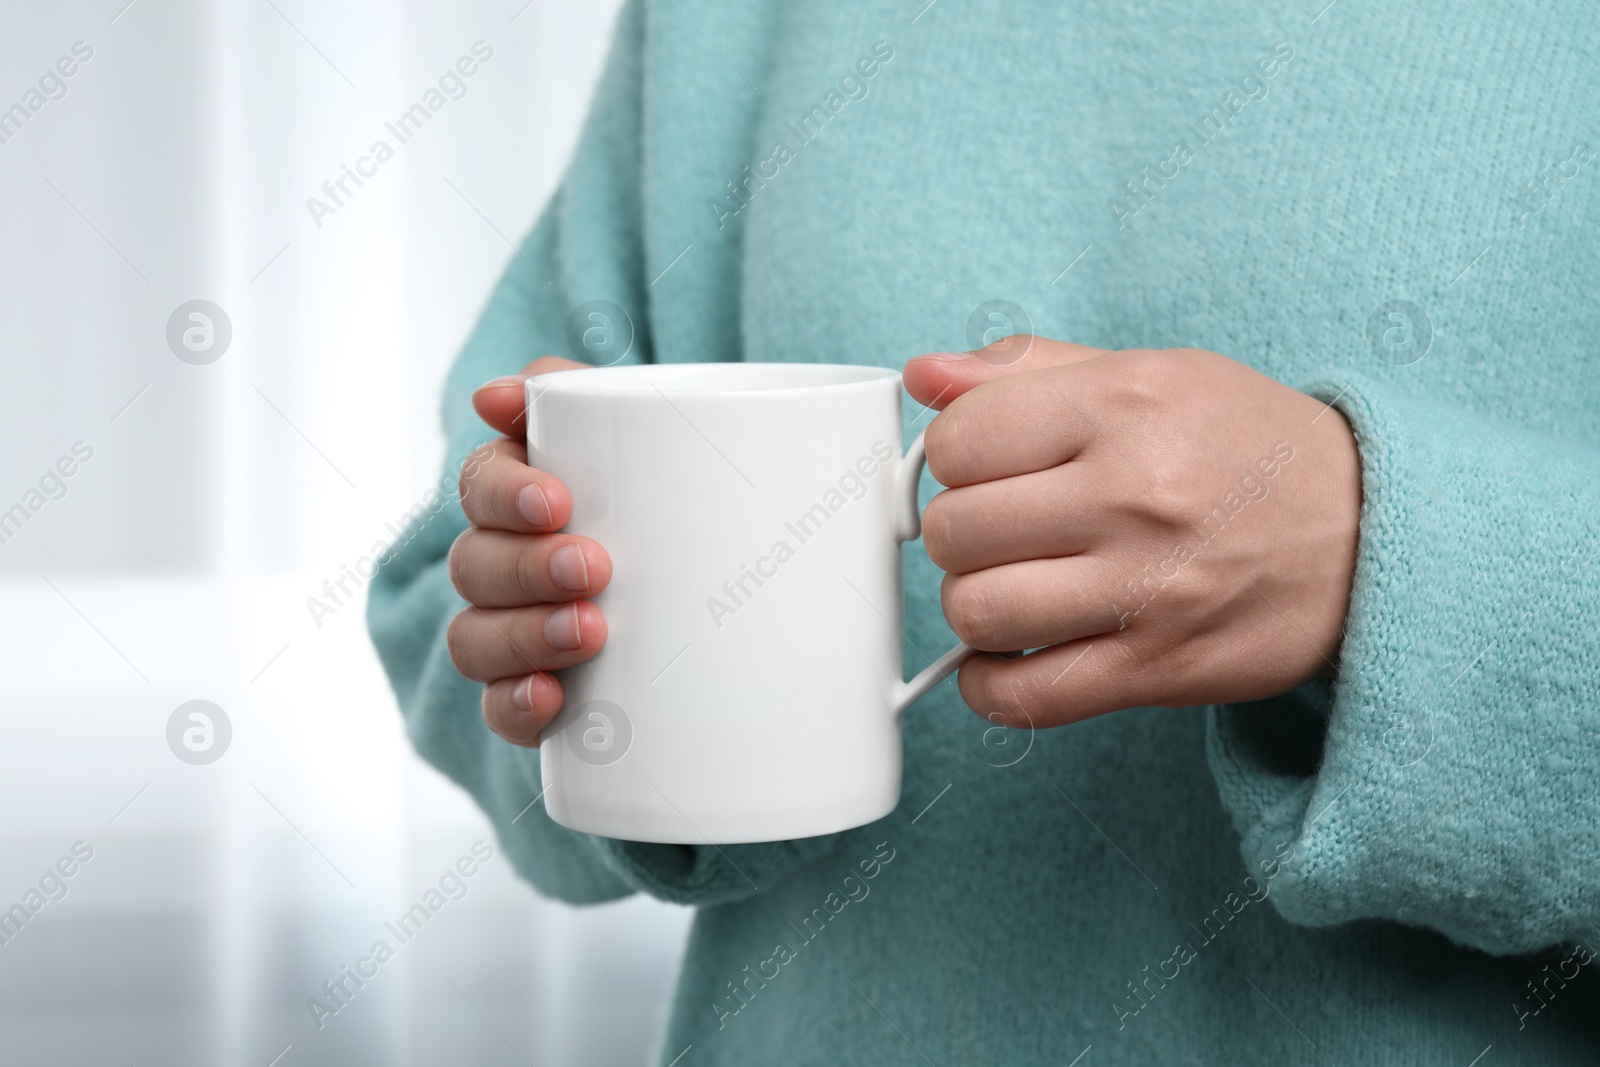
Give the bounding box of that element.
[447,357,610,747]
[903,339,1362,729]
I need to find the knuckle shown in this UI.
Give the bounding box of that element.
[459,439,496,481]
[456,460,489,517]
[511,538,549,602]
[480,685,516,741]
[923,415,955,484]
[445,609,475,675]
[1144,646,1196,705]
[446,530,475,598]
[481,436,523,468]
[1110,349,1175,409]
[1138,459,1198,522]
[973,666,1046,730]
[920,494,959,569]
[924,398,980,486]
[479,686,500,732]
[943,575,1009,650]
[456,463,479,508]
[466,448,532,526]
[458,439,506,499]
[1100,632,1156,695]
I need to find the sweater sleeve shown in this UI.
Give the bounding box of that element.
[1206,368,1600,955]
[367,0,838,908]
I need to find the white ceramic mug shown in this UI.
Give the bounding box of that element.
[526,363,971,844]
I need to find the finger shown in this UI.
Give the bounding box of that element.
[923,364,1104,488]
[921,463,1104,574]
[472,356,590,438]
[958,637,1146,729]
[458,438,572,533]
[447,601,608,682]
[941,557,1125,652]
[901,337,1106,411]
[482,672,565,747]
[449,529,612,607]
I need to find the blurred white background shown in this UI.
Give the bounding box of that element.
[0,2,696,1065]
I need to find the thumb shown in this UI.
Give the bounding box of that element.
[902,336,1107,411]
[471,356,589,438]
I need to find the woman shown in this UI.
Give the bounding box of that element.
[370,1,1600,1061]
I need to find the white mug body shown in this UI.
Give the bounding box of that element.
[529,363,920,844]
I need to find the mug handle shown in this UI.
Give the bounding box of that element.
[890,430,976,716]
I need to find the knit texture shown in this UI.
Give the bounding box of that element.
[368,1,1600,1061]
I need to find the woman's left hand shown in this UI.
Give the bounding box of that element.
[903,338,1362,728]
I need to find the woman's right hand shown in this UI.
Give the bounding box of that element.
[447,356,611,747]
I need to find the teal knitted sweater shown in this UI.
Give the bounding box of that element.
[368,1,1600,1062]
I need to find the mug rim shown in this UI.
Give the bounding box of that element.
[528,361,899,397]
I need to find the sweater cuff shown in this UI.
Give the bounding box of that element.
[587,833,842,907]
[1206,369,1600,954]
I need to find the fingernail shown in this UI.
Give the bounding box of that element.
[512,675,535,711]
[918,351,972,362]
[476,375,524,392]
[544,603,583,650]
[549,543,590,592]
[518,483,553,526]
